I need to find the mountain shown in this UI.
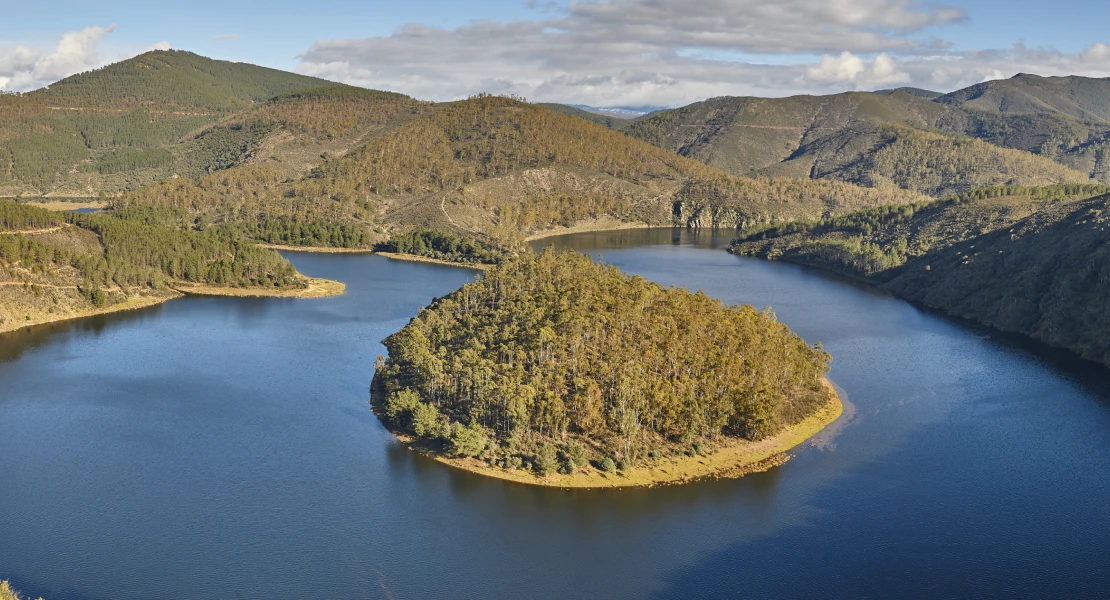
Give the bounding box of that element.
[730,184,1110,366]
[0,50,345,197]
[624,79,1110,188]
[113,94,927,249]
[936,74,1110,122]
[32,49,336,111]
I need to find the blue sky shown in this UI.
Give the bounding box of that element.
[2,0,1109,106]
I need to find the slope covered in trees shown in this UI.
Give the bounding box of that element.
[0,51,354,196]
[32,50,335,111]
[374,248,837,484]
[624,82,1110,187]
[0,199,323,332]
[730,184,1110,366]
[112,94,927,256]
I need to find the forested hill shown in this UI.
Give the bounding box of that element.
[374,248,833,478]
[936,74,1110,122]
[111,94,927,251]
[730,184,1110,366]
[0,80,412,197]
[0,199,310,332]
[624,79,1110,187]
[31,50,336,111]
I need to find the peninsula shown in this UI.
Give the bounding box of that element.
[373,248,841,487]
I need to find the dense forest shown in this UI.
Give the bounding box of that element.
[375,248,831,475]
[0,199,307,331]
[730,185,1110,366]
[374,229,511,264]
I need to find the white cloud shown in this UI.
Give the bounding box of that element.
[804,52,910,87]
[296,0,964,105]
[1083,42,1110,62]
[147,41,172,51]
[0,25,116,91]
[294,0,1110,106]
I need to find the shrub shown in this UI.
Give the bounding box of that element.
[383,388,421,427]
[598,456,616,472]
[564,442,588,469]
[410,401,440,438]
[533,443,558,476]
[449,421,488,458]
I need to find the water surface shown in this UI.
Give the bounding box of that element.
[2,229,1109,599]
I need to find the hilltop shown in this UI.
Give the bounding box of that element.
[31,50,336,111]
[731,184,1110,366]
[624,79,1110,187]
[0,50,346,196]
[373,248,841,487]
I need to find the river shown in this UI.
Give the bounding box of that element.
[1,228,1108,599]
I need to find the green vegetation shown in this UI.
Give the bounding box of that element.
[0,199,312,332]
[624,83,1110,190]
[375,248,831,475]
[820,126,1090,197]
[0,201,64,231]
[0,50,348,196]
[32,49,335,112]
[731,185,1110,366]
[374,229,511,264]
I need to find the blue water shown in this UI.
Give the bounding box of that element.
[1,229,1108,599]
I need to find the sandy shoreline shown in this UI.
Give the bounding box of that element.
[373,252,490,270]
[172,277,345,298]
[0,293,177,336]
[385,379,843,489]
[0,278,345,336]
[525,219,654,241]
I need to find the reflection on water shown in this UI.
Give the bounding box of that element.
[2,234,1109,600]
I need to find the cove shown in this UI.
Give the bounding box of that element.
[2,229,1109,599]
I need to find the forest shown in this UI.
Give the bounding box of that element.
[730,185,1110,366]
[375,248,831,476]
[0,199,307,330]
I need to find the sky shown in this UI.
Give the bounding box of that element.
[2,0,1109,107]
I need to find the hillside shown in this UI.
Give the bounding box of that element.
[0,51,347,197]
[373,248,839,486]
[32,50,336,111]
[730,184,1110,366]
[624,81,1110,187]
[936,74,1110,122]
[113,95,926,253]
[0,200,332,333]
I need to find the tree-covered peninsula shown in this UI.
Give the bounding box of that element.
[374,248,841,487]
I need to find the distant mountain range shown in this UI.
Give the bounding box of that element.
[566,104,668,118]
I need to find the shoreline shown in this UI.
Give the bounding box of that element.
[262,244,490,270]
[524,219,654,241]
[0,278,345,336]
[385,379,843,489]
[257,243,376,254]
[373,252,490,270]
[172,277,345,298]
[0,292,177,336]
